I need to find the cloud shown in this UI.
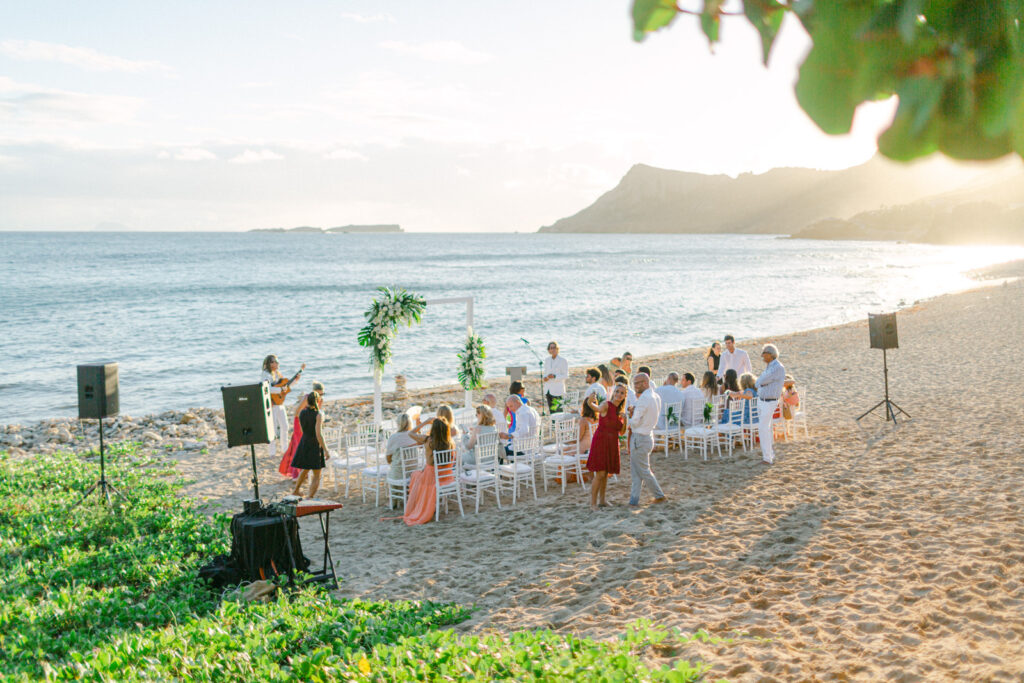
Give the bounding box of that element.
[0,40,174,75]
[229,148,284,164]
[340,12,395,23]
[0,77,143,126]
[378,40,492,64]
[324,147,368,161]
[158,147,218,161]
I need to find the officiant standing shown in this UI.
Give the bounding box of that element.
[543,341,569,413]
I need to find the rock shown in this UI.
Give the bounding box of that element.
[142,430,162,443]
[56,428,72,443]
[180,413,199,425]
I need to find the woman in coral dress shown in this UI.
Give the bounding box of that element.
[585,384,628,511]
[403,418,455,526]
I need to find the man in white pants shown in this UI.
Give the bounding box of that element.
[754,344,785,464]
[627,373,667,507]
[542,341,569,413]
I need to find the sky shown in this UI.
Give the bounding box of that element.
[0,1,899,232]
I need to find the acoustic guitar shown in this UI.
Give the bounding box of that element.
[270,363,306,405]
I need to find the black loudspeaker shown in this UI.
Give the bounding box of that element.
[77,363,119,419]
[868,313,899,350]
[221,383,273,447]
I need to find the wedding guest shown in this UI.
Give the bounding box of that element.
[403,419,456,525]
[654,372,685,429]
[782,375,800,422]
[621,352,634,375]
[578,397,599,456]
[499,394,539,459]
[755,345,785,465]
[385,412,429,482]
[290,391,328,499]
[583,367,607,402]
[699,371,719,402]
[542,341,569,413]
[614,374,637,407]
[585,385,627,511]
[482,393,507,443]
[705,341,722,374]
[678,372,705,427]
[728,372,759,426]
[506,381,529,435]
[627,373,666,507]
[718,369,742,423]
[436,404,461,438]
[462,405,498,467]
[716,335,752,380]
[597,364,615,397]
[610,356,622,371]
[278,381,325,479]
[637,365,652,377]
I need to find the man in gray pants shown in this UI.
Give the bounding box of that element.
[627,373,667,507]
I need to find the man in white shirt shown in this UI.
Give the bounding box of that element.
[542,341,569,413]
[627,373,667,506]
[678,372,706,427]
[500,394,539,460]
[716,334,752,380]
[654,372,685,429]
[582,367,607,402]
[754,344,786,465]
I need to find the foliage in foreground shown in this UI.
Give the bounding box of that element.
[0,447,718,681]
[633,0,1024,163]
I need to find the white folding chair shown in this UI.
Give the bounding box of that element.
[683,400,719,461]
[459,440,502,513]
[563,389,581,411]
[742,400,760,451]
[714,398,743,456]
[498,434,539,505]
[386,445,422,509]
[328,431,367,498]
[541,416,583,493]
[652,400,682,458]
[790,390,809,438]
[432,448,464,520]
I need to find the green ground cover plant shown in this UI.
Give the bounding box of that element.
[0,446,718,681]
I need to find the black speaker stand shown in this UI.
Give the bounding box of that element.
[857,348,911,425]
[69,417,124,510]
[249,443,261,500]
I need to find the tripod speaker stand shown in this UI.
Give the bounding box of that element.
[857,313,910,425]
[70,362,124,510]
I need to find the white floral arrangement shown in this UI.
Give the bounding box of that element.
[457,331,487,391]
[357,286,426,372]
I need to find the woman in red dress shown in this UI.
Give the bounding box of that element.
[585,384,628,511]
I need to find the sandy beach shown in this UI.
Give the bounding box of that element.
[5,261,1023,681]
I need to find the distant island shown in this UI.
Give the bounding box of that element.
[538,156,1024,245]
[250,224,403,234]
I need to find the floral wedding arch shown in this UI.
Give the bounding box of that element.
[357,286,486,426]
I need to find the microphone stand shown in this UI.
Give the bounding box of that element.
[520,338,547,417]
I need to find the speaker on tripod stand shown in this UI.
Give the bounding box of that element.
[221,382,274,507]
[857,313,910,425]
[69,362,123,509]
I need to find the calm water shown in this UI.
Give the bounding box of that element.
[1,231,1019,424]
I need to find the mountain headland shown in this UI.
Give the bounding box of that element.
[538,156,1023,244]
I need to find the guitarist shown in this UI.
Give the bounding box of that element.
[260,355,305,457]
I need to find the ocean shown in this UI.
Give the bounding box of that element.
[1,231,1018,424]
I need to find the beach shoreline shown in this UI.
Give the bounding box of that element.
[4,259,1024,680]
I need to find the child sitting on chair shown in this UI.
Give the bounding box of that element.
[782,375,800,420]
